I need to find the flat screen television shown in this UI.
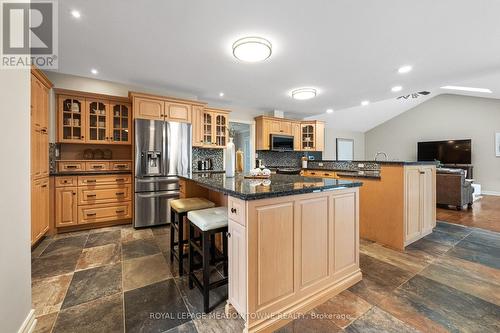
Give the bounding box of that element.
[417,139,471,164]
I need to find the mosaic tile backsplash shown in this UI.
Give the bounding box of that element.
[256,151,322,168]
[192,147,224,171]
[49,143,58,174]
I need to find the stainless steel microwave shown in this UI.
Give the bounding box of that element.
[270,134,294,151]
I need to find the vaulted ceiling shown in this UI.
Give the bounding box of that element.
[54,0,500,131]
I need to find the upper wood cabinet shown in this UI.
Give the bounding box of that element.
[133,96,164,120]
[255,116,324,151]
[31,68,51,180]
[130,92,203,123]
[192,105,204,147]
[56,89,131,145]
[197,108,230,148]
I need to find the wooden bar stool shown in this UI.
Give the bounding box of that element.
[187,207,228,313]
[170,198,215,276]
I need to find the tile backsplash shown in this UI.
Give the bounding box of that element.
[192,147,224,171]
[256,151,322,168]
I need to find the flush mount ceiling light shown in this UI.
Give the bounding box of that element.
[91,68,98,75]
[398,65,412,74]
[71,10,81,18]
[232,37,272,62]
[440,86,492,93]
[361,100,370,106]
[291,88,317,100]
[326,108,334,114]
[391,86,403,92]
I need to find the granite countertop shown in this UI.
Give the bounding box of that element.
[178,173,363,201]
[50,171,132,176]
[313,160,438,165]
[192,170,226,174]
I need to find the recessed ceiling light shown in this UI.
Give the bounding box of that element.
[440,86,492,93]
[391,86,403,92]
[361,100,370,106]
[91,69,98,75]
[398,65,412,74]
[71,10,81,18]
[232,36,272,62]
[326,109,334,114]
[291,88,317,100]
[219,92,224,97]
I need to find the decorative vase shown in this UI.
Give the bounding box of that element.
[236,148,244,173]
[225,138,235,177]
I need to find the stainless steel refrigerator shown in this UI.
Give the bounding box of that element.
[134,119,192,228]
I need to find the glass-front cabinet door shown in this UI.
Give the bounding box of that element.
[215,114,227,147]
[59,96,85,143]
[86,100,109,143]
[203,112,213,145]
[110,103,131,144]
[301,124,315,150]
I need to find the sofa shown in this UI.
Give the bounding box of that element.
[436,168,474,210]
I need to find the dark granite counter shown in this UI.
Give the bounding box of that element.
[50,171,132,176]
[179,173,362,201]
[192,170,225,174]
[312,160,438,166]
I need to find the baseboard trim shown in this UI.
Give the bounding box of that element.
[18,309,36,333]
[482,191,500,196]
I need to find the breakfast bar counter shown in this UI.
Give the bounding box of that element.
[178,173,363,333]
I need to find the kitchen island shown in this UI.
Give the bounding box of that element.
[178,173,363,333]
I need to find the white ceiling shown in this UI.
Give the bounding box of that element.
[54,0,500,130]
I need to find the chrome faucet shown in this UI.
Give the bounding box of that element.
[374,151,388,161]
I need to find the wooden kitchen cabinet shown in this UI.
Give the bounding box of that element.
[57,90,132,145]
[31,67,52,245]
[133,96,165,120]
[192,105,204,147]
[404,165,436,246]
[166,102,191,122]
[110,102,131,144]
[255,116,324,151]
[55,186,78,227]
[31,178,50,244]
[54,174,132,230]
[228,218,247,316]
[200,108,230,148]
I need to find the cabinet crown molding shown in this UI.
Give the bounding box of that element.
[129,91,207,107]
[54,88,130,104]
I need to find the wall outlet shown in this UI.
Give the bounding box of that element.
[358,163,365,168]
[318,162,324,167]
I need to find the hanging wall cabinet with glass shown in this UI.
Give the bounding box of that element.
[198,108,230,148]
[57,91,131,145]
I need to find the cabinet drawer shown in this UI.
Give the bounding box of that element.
[78,174,132,186]
[58,162,84,172]
[110,162,132,171]
[78,202,132,224]
[55,176,77,187]
[228,196,246,227]
[78,184,132,205]
[86,162,110,171]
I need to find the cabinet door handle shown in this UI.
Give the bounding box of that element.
[115,192,125,195]
[86,212,96,216]
[115,165,127,168]
[66,165,78,169]
[226,232,231,238]
[72,192,76,195]
[41,184,47,188]
[87,194,97,197]
[116,209,125,213]
[115,178,125,181]
[419,171,425,174]
[231,208,237,214]
[92,166,103,169]
[86,179,97,183]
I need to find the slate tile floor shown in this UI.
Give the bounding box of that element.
[32,221,500,333]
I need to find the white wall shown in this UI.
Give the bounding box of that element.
[0,69,33,332]
[365,94,500,193]
[323,128,365,160]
